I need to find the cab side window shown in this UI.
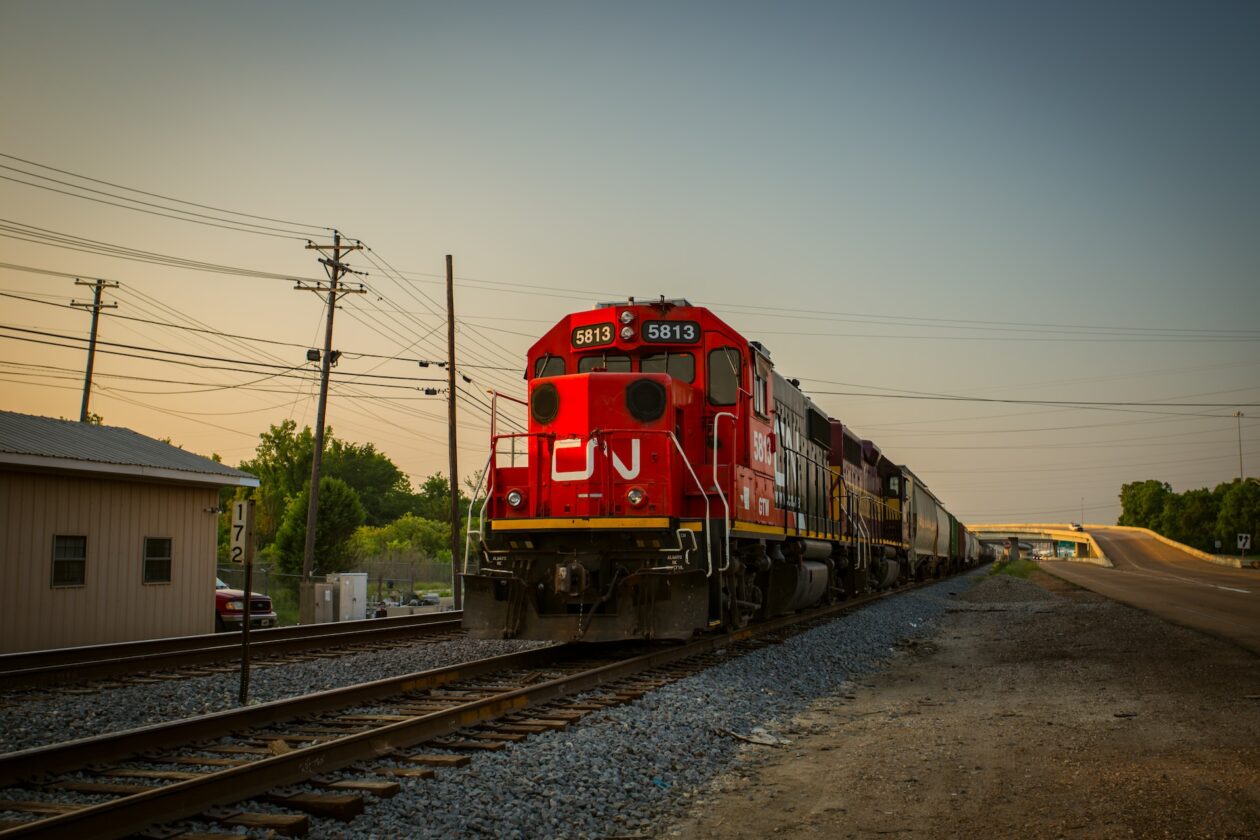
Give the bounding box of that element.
[708,347,741,406]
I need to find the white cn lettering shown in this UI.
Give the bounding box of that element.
[551,438,597,481]
[550,438,642,481]
[610,439,640,480]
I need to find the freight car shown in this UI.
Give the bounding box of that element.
[463,298,975,642]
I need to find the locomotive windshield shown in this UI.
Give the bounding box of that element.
[534,355,566,378]
[640,352,695,382]
[577,354,631,373]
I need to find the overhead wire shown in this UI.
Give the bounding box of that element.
[0,151,331,232]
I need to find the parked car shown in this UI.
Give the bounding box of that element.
[215,577,278,631]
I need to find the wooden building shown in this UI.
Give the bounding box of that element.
[0,411,258,653]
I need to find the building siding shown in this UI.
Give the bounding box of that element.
[0,470,219,653]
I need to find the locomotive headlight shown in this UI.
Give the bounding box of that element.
[626,487,647,507]
[506,489,524,508]
[620,310,635,325]
[620,325,634,340]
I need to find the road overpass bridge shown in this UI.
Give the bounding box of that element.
[965,523,1109,566]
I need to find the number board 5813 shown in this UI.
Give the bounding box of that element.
[642,320,700,344]
[571,323,614,348]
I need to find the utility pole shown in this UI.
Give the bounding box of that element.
[1236,412,1245,482]
[71,278,118,422]
[296,231,365,623]
[446,254,462,611]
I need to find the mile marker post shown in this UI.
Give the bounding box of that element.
[230,500,256,704]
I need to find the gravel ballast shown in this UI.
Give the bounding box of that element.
[301,573,978,839]
[0,637,548,754]
[3,572,979,836]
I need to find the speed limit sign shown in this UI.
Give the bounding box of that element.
[1240,534,1252,551]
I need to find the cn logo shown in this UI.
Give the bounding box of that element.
[551,438,641,481]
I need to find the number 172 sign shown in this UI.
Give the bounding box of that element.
[231,500,255,565]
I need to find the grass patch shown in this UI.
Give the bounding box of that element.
[989,557,1039,579]
[269,587,300,626]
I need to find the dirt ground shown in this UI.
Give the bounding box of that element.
[658,571,1260,839]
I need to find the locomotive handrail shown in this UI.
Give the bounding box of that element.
[463,450,495,575]
[667,430,712,577]
[712,411,735,573]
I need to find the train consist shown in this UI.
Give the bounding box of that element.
[463,299,983,642]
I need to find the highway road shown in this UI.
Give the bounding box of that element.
[1040,527,1260,655]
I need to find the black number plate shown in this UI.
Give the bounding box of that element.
[571,323,614,348]
[642,320,700,344]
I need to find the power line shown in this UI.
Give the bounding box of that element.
[807,388,1260,409]
[0,151,331,232]
[0,171,311,240]
[0,221,319,282]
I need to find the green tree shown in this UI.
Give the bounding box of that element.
[1159,487,1220,552]
[273,476,366,576]
[1216,480,1260,554]
[1118,480,1172,529]
[413,473,471,522]
[238,420,318,546]
[324,439,415,526]
[349,513,450,559]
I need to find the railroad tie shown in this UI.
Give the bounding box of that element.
[53,780,158,795]
[0,800,85,815]
[429,738,506,751]
[468,731,528,742]
[393,753,470,767]
[369,766,436,779]
[203,807,309,837]
[200,744,275,756]
[263,787,365,821]
[311,775,401,798]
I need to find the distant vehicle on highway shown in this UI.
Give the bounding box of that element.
[1069,523,1083,531]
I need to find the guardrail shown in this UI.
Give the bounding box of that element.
[1101,525,1251,569]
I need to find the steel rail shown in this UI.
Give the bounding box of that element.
[0,612,462,691]
[0,580,937,839]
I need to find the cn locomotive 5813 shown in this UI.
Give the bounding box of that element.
[462,298,978,642]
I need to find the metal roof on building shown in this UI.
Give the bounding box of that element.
[0,411,258,487]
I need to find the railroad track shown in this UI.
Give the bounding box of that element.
[0,612,463,693]
[0,585,919,839]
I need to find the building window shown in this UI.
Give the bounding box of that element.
[52,535,86,587]
[144,537,173,584]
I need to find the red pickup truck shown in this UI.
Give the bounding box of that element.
[215,577,278,631]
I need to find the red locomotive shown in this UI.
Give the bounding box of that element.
[463,298,977,642]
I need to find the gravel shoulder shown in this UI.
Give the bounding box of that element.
[658,570,1260,839]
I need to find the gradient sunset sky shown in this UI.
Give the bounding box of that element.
[1,0,1256,524]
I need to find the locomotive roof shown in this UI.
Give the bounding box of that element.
[594,297,692,308]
